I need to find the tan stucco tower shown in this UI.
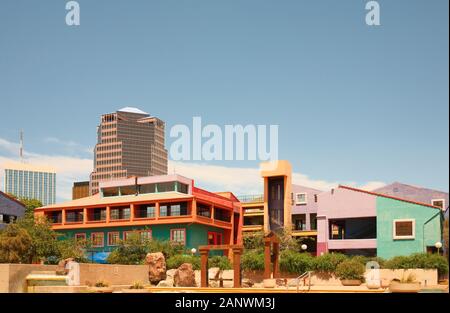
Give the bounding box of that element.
[260,160,292,233]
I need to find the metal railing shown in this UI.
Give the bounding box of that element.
[237,194,264,203]
[292,271,312,293]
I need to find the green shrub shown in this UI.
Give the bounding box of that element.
[385,253,448,276]
[335,259,365,281]
[243,232,264,251]
[241,250,265,271]
[146,239,186,259]
[208,256,232,270]
[166,254,201,270]
[313,253,347,272]
[280,251,315,274]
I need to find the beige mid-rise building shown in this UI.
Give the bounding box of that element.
[89,107,168,195]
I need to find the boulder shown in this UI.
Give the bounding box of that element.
[157,280,174,287]
[166,269,177,281]
[263,279,277,288]
[194,270,201,287]
[145,252,166,284]
[276,278,287,287]
[174,263,196,287]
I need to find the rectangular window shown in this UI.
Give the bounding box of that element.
[170,228,186,245]
[108,232,120,246]
[91,232,105,247]
[160,202,188,217]
[295,193,307,205]
[197,203,211,218]
[140,230,152,241]
[393,219,415,240]
[75,233,86,241]
[431,199,446,210]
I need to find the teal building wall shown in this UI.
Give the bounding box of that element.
[376,197,442,259]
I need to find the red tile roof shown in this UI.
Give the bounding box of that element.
[338,185,441,209]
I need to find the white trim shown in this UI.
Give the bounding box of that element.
[431,199,446,211]
[295,193,307,205]
[393,219,415,240]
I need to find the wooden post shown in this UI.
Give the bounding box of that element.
[155,202,160,220]
[191,199,197,217]
[232,247,242,288]
[83,208,87,224]
[130,204,135,221]
[273,242,280,279]
[264,239,271,279]
[200,248,209,288]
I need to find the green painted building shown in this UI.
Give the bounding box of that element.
[376,196,442,259]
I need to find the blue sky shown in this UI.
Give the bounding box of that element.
[0,0,448,201]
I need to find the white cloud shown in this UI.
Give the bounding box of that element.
[169,161,386,195]
[0,137,92,202]
[43,137,93,156]
[1,136,386,202]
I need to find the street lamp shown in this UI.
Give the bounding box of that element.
[301,244,308,252]
[435,242,442,255]
[191,248,197,255]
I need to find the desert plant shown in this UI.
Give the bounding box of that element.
[94,280,109,287]
[392,273,417,284]
[130,281,145,289]
[335,259,365,281]
[166,254,201,270]
[208,256,232,270]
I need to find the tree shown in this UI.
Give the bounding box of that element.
[19,198,43,217]
[6,194,42,217]
[15,214,60,263]
[0,224,32,263]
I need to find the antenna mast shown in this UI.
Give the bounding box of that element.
[19,130,24,162]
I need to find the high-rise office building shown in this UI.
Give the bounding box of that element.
[89,107,168,195]
[3,161,56,206]
[72,181,90,200]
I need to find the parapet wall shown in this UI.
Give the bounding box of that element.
[78,263,149,286]
[0,264,58,293]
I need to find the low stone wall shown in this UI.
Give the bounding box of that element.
[78,263,149,286]
[244,269,438,286]
[0,264,58,293]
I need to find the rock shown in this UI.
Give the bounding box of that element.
[276,278,287,287]
[263,279,277,288]
[242,278,254,288]
[157,280,173,287]
[174,263,196,287]
[194,270,201,287]
[166,269,177,280]
[145,252,167,284]
[253,283,263,288]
